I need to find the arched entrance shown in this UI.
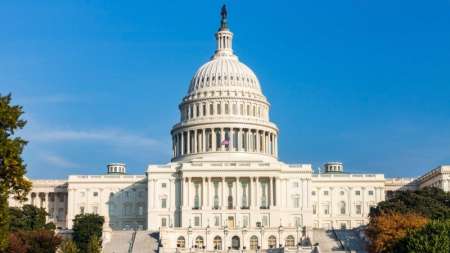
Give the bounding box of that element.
[250,235,258,250]
[213,236,222,250]
[231,236,240,250]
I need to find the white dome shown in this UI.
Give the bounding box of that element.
[188,57,262,95]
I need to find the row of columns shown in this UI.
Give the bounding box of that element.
[173,128,278,158]
[181,177,279,210]
[182,101,267,121]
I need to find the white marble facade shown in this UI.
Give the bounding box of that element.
[8,7,450,252]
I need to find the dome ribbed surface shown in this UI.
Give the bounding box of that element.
[188,57,262,94]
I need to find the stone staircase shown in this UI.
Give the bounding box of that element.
[131,231,159,253]
[103,231,135,253]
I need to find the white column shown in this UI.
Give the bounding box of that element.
[361,187,366,216]
[212,129,216,151]
[221,178,225,209]
[255,177,259,208]
[348,187,352,216]
[220,128,225,151]
[181,132,184,155]
[236,178,241,209]
[276,177,281,208]
[269,177,273,208]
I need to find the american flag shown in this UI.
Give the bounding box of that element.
[221,138,230,146]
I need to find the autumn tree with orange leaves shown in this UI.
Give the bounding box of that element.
[365,211,428,253]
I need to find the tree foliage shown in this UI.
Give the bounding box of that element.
[58,239,78,253]
[4,230,61,253]
[365,211,428,253]
[72,214,104,253]
[370,187,450,219]
[9,205,48,231]
[394,219,450,253]
[0,94,32,250]
[86,235,101,253]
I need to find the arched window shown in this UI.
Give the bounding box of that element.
[225,103,229,114]
[177,236,185,248]
[210,103,214,115]
[195,236,204,248]
[250,236,258,250]
[339,201,346,215]
[268,235,277,249]
[213,236,222,250]
[231,236,240,250]
[285,235,295,248]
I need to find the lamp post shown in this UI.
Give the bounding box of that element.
[258,225,264,251]
[242,226,247,252]
[188,225,192,253]
[205,225,210,252]
[278,225,283,249]
[296,225,301,253]
[223,225,229,252]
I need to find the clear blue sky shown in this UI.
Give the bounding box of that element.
[1,0,450,179]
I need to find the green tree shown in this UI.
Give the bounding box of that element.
[394,219,450,253]
[370,188,450,220]
[0,94,32,250]
[86,235,101,253]
[9,205,48,231]
[58,239,78,253]
[24,229,62,253]
[72,214,104,252]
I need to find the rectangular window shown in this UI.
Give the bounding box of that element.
[161,199,167,208]
[355,190,361,196]
[217,104,221,115]
[161,218,167,227]
[49,208,54,218]
[194,216,200,226]
[368,190,374,196]
[214,216,220,227]
[162,183,167,188]
[323,191,329,196]
[322,205,329,215]
[243,216,249,228]
[356,204,362,215]
[203,104,206,116]
[293,196,300,208]
[262,215,268,226]
[93,192,98,197]
[313,204,317,214]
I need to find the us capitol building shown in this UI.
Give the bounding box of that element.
[10,6,450,252]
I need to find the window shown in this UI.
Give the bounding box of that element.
[243,216,249,227]
[202,104,206,116]
[231,236,240,250]
[313,204,317,214]
[93,192,98,197]
[162,183,167,188]
[161,218,167,227]
[177,236,186,248]
[292,182,299,188]
[161,198,167,208]
[213,236,222,250]
[268,236,277,249]
[217,103,221,115]
[209,103,214,115]
[356,204,362,215]
[312,191,316,196]
[285,235,295,248]
[49,208,54,218]
[194,216,200,226]
[340,191,345,196]
[339,201,346,215]
[80,206,85,214]
[225,104,229,114]
[368,190,374,196]
[195,236,204,248]
[323,205,329,215]
[323,190,329,196]
[262,215,268,226]
[250,236,258,250]
[293,196,300,208]
[214,215,220,226]
[355,190,361,196]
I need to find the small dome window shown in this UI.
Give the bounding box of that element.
[212,76,215,81]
